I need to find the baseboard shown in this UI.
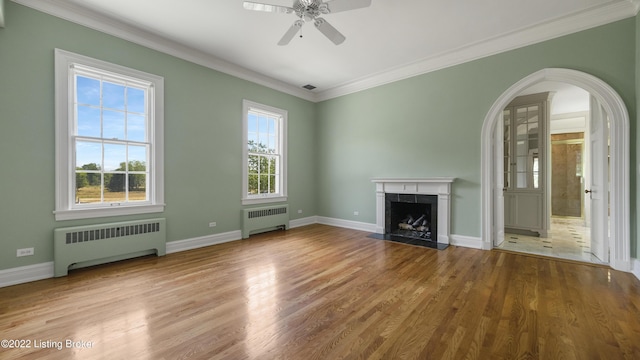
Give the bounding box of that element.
[0,231,243,288]
[632,258,640,282]
[450,234,484,249]
[316,216,377,233]
[0,262,54,288]
[166,230,242,254]
[289,216,318,229]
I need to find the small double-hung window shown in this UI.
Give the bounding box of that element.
[54,49,164,220]
[242,100,287,205]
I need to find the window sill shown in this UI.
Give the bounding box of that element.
[54,204,165,221]
[241,196,287,206]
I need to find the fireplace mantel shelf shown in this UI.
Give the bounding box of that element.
[371,178,455,183]
[371,178,455,244]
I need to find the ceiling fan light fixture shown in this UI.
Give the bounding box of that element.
[243,0,371,45]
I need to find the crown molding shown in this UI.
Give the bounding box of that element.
[11,0,315,102]
[12,0,638,103]
[314,1,639,101]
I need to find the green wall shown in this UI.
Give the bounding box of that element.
[316,18,637,241]
[0,2,316,270]
[0,2,638,273]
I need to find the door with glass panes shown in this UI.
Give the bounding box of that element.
[503,92,551,236]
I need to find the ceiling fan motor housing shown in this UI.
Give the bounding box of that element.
[294,0,329,21]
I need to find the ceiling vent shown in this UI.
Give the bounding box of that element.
[302,84,316,90]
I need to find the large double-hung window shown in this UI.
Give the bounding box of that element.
[242,100,287,205]
[54,49,164,220]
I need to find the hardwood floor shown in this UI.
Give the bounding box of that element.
[1,224,639,359]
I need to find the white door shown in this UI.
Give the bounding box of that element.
[587,95,608,262]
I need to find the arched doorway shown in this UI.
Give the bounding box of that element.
[480,68,630,272]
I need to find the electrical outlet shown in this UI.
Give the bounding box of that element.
[17,248,34,257]
[209,222,217,228]
[297,209,303,214]
[354,211,359,216]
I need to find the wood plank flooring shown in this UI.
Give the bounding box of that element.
[1,224,639,359]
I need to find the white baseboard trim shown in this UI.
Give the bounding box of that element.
[450,234,484,249]
[316,216,377,233]
[0,262,54,288]
[166,230,242,254]
[289,216,319,229]
[0,231,243,288]
[632,258,640,282]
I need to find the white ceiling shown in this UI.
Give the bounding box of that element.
[14,0,639,101]
[520,81,590,115]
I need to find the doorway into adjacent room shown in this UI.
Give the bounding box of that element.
[481,68,630,272]
[498,82,605,264]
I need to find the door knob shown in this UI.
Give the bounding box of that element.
[585,189,592,194]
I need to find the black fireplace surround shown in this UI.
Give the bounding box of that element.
[385,193,438,241]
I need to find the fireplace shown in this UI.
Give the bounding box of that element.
[386,193,438,241]
[372,178,454,246]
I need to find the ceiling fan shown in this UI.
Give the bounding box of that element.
[243,0,372,45]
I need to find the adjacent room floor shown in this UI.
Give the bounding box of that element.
[498,217,606,264]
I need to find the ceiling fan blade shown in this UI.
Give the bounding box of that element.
[324,0,371,13]
[314,18,345,45]
[243,1,293,14]
[278,20,304,46]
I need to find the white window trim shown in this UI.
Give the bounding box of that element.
[242,99,287,205]
[54,49,165,221]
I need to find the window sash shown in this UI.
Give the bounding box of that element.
[242,100,287,205]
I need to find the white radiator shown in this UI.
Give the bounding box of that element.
[53,218,166,277]
[242,205,289,239]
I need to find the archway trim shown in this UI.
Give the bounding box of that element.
[480,68,630,272]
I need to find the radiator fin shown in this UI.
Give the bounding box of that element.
[64,221,161,244]
[248,207,287,219]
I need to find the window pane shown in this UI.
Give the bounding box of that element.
[248,155,259,173]
[127,87,145,113]
[104,143,126,171]
[129,145,147,170]
[104,173,126,202]
[76,76,100,106]
[268,135,277,153]
[128,174,147,201]
[127,114,146,142]
[103,82,125,110]
[103,110,125,140]
[75,176,102,204]
[269,175,277,194]
[248,174,259,194]
[76,141,102,169]
[259,156,270,176]
[77,106,101,137]
[259,174,269,193]
[248,134,259,151]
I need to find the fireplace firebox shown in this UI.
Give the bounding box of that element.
[385,193,438,242]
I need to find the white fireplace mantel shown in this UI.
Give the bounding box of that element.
[371,178,455,244]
